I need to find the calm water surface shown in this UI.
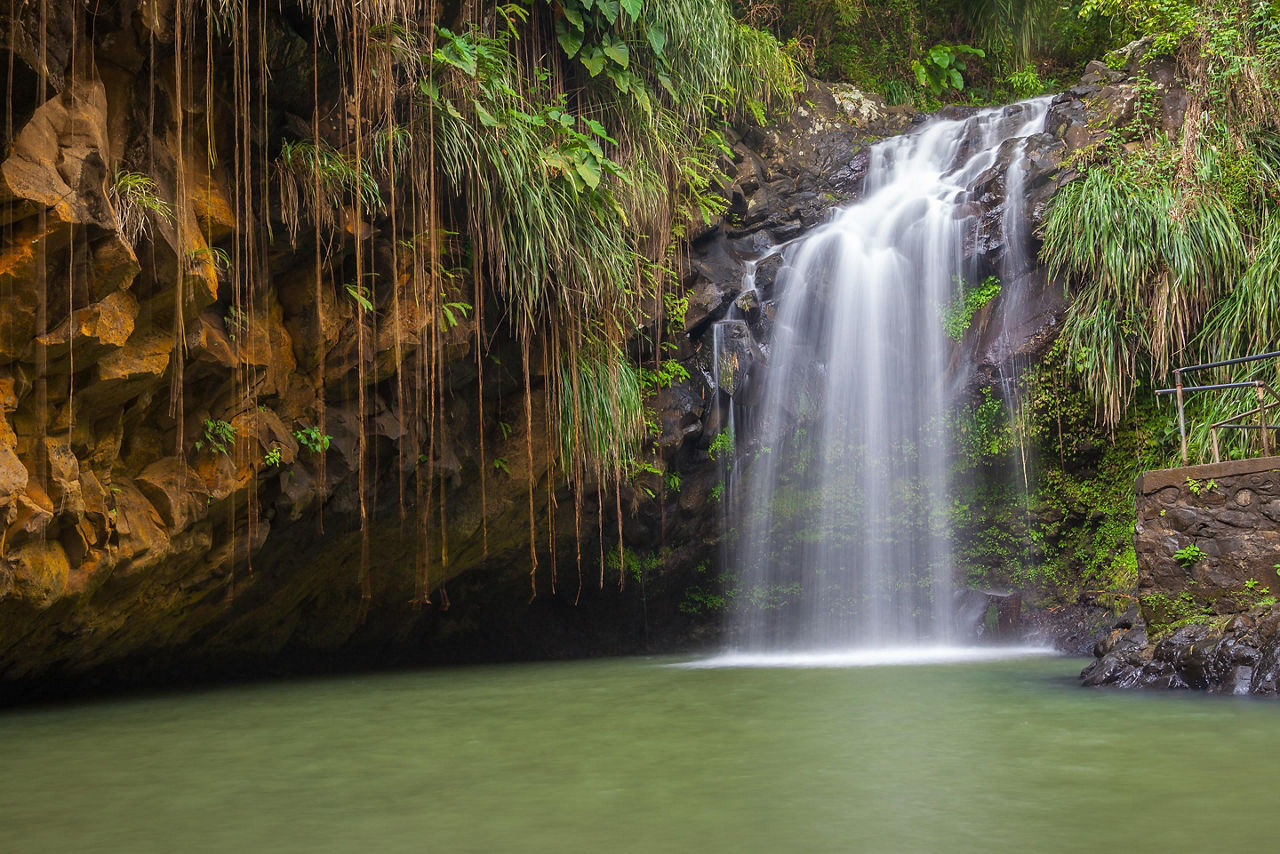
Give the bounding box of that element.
[2,654,1276,852]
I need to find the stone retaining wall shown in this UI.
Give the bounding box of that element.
[1135,456,1280,625]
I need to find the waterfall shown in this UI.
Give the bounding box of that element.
[727,99,1051,652]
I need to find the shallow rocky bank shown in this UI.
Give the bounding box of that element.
[1081,457,1280,694]
[1083,605,1280,694]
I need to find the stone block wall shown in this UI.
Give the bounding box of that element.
[1135,456,1280,624]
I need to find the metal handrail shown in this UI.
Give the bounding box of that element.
[1172,350,1280,373]
[1156,381,1264,394]
[1169,350,1280,375]
[1155,352,1280,466]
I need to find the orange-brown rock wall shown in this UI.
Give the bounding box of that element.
[0,1,723,695]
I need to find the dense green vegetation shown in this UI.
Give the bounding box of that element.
[967,0,1280,605]
[734,0,1115,103]
[1043,0,1280,458]
[951,343,1168,604]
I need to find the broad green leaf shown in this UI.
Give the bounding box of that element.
[605,65,630,93]
[949,68,964,90]
[620,0,642,21]
[474,101,499,127]
[556,21,583,57]
[581,47,606,76]
[434,29,477,76]
[646,24,666,55]
[597,0,620,24]
[575,157,602,190]
[583,118,617,144]
[563,5,584,28]
[602,39,629,69]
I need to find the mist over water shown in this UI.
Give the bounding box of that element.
[728,100,1050,651]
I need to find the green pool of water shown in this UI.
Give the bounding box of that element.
[2,653,1276,852]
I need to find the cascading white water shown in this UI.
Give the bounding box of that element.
[728,99,1050,652]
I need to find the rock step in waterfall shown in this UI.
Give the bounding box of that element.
[718,98,1052,653]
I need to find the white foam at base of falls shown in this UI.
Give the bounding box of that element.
[681,645,1057,669]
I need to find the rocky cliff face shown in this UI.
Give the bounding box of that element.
[0,2,717,695]
[686,47,1194,411]
[0,1,1184,697]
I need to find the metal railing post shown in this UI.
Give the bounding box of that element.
[1176,370,1188,466]
[1154,352,1280,466]
[1258,382,1272,457]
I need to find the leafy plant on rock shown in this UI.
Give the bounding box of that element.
[1003,66,1044,99]
[293,425,332,454]
[911,44,985,96]
[196,419,237,456]
[276,138,381,245]
[709,427,735,463]
[1173,543,1207,566]
[1186,477,1216,496]
[942,275,1001,341]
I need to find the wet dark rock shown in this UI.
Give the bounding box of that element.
[957,589,1024,640]
[1080,604,1280,694]
[1023,602,1119,656]
[686,54,1178,398]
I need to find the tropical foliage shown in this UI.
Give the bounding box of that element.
[736,0,1116,102]
[142,0,801,599]
[1042,0,1280,454]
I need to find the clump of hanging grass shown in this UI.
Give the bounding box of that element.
[557,344,645,477]
[426,0,798,332]
[1040,0,1280,428]
[652,0,802,117]
[276,139,383,245]
[1200,214,1280,359]
[1042,151,1248,424]
[110,170,175,247]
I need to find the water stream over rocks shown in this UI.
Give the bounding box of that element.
[724,99,1051,651]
